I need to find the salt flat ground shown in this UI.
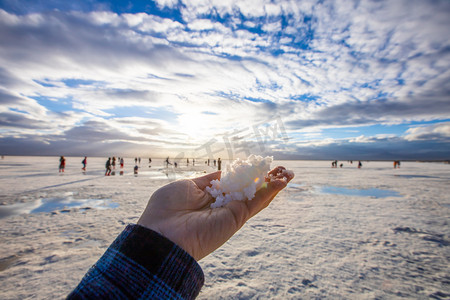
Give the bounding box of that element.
[0,156,449,299]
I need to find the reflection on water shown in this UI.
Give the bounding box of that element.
[394,174,440,179]
[287,183,305,190]
[138,169,207,180]
[0,196,118,219]
[317,185,401,198]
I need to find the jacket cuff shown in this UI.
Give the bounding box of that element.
[113,224,204,299]
[69,224,204,299]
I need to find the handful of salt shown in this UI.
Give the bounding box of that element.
[206,154,273,208]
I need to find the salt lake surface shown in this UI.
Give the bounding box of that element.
[0,156,449,299]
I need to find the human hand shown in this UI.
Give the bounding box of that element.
[137,166,294,261]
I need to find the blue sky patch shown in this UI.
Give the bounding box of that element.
[30,95,81,113]
[33,79,57,88]
[291,94,319,102]
[61,79,103,88]
[201,111,218,115]
[104,106,179,121]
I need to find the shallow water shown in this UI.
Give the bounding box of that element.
[317,185,402,198]
[0,195,118,218]
[286,183,402,199]
[393,174,441,179]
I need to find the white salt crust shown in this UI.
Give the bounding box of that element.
[268,168,294,182]
[206,155,273,208]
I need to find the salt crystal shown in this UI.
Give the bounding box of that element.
[206,154,273,208]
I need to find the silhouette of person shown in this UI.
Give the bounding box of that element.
[165,157,172,167]
[105,158,112,176]
[81,156,87,171]
[59,156,66,173]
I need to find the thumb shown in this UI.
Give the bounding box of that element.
[192,171,221,190]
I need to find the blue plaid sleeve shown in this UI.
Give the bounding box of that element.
[67,224,204,299]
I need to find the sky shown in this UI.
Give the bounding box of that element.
[0,0,449,160]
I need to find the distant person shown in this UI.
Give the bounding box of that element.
[165,157,172,167]
[340,163,343,168]
[59,156,66,173]
[149,158,152,164]
[214,159,216,167]
[135,157,138,164]
[81,156,87,171]
[112,157,116,169]
[120,157,124,168]
[68,166,294,299]
[139,157,141,164]
[134,165,139,175]
[358,161,362,168]
[174,162,178,168]
[193,158,195,166]
[218,158,222,171]
[105,158,112,176]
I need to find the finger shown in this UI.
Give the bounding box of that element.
[267,166,286,178]
[192,171,221,190]
[247,168,294,217]
[266,166,293,182]
[245,180,285,217]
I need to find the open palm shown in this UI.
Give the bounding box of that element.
[138,166,294,261]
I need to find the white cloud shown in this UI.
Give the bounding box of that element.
[348,134,397,143]
[264,3,282,16]
[262,21,281,33]
[405,122,450,141]
[188,19,216,31]
[154,0,179,9]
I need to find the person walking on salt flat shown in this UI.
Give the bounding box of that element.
[105,158,112,176]
[81,156,87,171]
[59,156,66,173]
